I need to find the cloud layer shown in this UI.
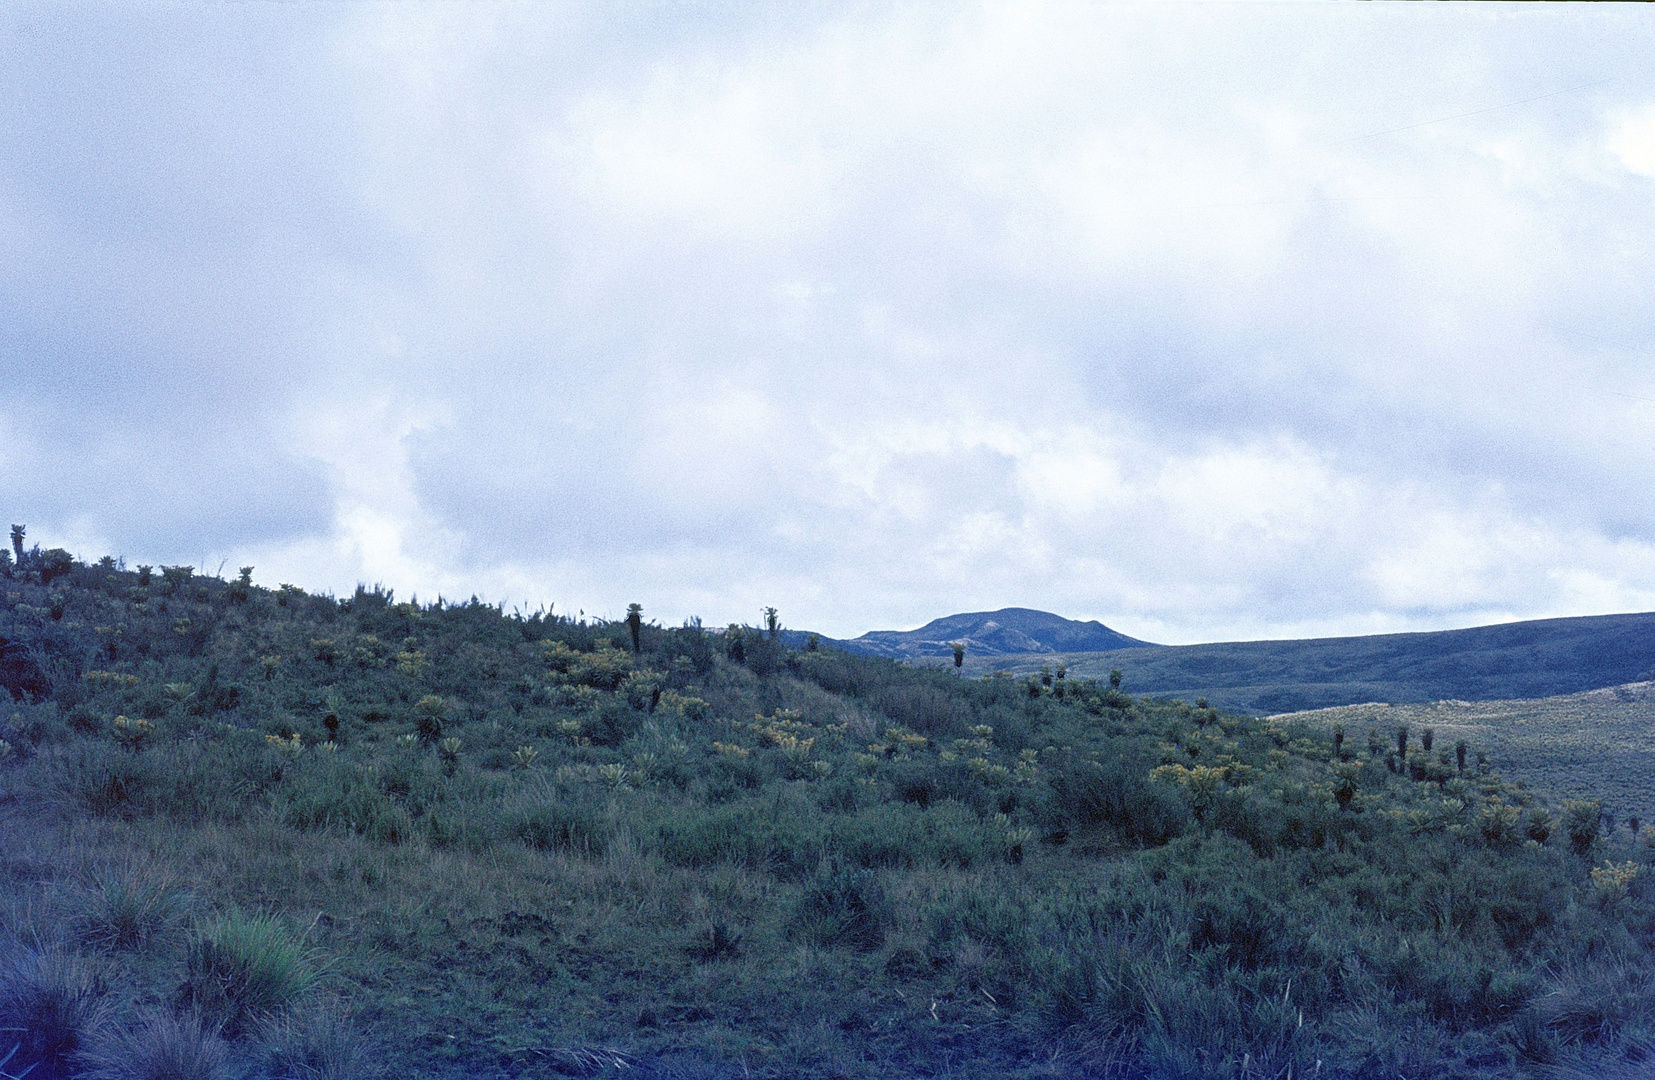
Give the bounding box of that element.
[5,3,1655,642]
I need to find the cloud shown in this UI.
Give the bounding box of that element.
[3,3,1655,642]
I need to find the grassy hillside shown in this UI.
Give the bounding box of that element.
[1269,682,1655,831]
[2,546,1655,1079]
[961,612,1655,714]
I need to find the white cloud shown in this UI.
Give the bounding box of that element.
[5,4,1655,643]
[1609,103,1655,180]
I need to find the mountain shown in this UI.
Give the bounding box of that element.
[973,611,1655,715]
[825,607,1155,659]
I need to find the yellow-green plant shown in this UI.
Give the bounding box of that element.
[112,715,155,752]
[264,733,303,757]
[597,763,631,791]
[1590,860,1640,907]
[511,745,539,769]
[437,737,463,763]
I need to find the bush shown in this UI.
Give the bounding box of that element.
[1041,755,1190,846]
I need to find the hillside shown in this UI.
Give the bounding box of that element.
[1272,681,1655,828]
[1,541,1654,1079]
[960,611,1655,714]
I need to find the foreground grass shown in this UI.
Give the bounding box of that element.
[2,553,1654,1078]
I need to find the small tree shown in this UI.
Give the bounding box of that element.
[626,603,643,654]
[9,524,23,564]
[1421,728,1434,754]
[763,607,780,640]
[1455,740,1468,774]
[1109,669,1123,690]
[1396,724,1409,756]
[950,642,965,669]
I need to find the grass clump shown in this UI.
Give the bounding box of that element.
[0,947,113,1080]
[76,1010,231,1080]
[252,1002,377,1080]
[177,912,324,1036]
[76,868,192,950]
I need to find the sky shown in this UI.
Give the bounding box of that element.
[4,2,1655,645]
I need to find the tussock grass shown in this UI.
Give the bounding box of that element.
[178,911,326,1036]
[76,1010,231,1080]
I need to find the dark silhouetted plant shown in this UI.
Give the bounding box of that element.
[626,603,642,654]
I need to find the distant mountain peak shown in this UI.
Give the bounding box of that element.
[839,607,1155,660]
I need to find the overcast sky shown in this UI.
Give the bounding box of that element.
[4,3,1655,644]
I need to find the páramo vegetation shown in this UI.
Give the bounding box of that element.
[0,526,1652,1080]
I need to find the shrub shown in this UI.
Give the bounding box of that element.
[178,911,324,1036]
[76,1010,231,1080]
[1041,755,1189,846]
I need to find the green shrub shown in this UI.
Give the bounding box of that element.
[1565,800,1602,857]
[1040,755,1190,846]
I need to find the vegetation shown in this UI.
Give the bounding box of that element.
[1272,685,1655,837]
[0,541,1653,1077]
